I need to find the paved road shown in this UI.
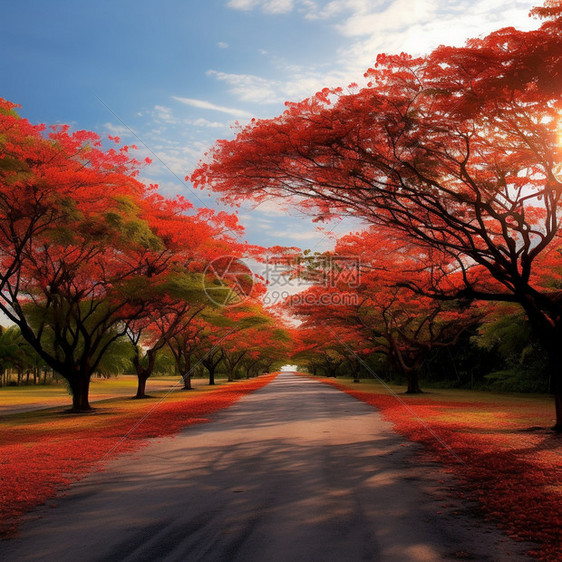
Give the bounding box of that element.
[2,373,532,561]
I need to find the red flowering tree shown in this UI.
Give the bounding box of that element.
[220,305,276,381]
[221,309,292,380]
[291,322,365,379]
[165,314,210,390]
[287,229,481,392]
[123,204,246,398]
[0,99,243,411]
[191,6,562,429]
[125,273,210,398]
[239,326,293,377]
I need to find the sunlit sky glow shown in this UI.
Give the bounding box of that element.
[0,0,541,251]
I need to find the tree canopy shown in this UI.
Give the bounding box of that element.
[191,4,562,429]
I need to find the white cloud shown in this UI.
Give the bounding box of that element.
[206,65,351,107]
[172,96,253,118]
[228,0,294,13]
[335,0,437,38]
[153,105,174,123]
[206,70,283,104]
[185,117,226,128]
[333,0,540,70]
[102,122,134,138]
[218,41,229,48]
[270,228,324,241]
[264,0,294,13]
[224,0,541,102]
[227,0,259,10]
[252,200,292,216]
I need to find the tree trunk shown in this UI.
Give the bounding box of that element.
[182,372,192,390]
[546,344,562,431]
[548,349,562,432]
[352,358,361,383]
[208,365,216,386]
[133,348,158,399]
[69,374,92,412]
[392,344,423,394]
[520,299,562,431]
[553,392,562,433]
[535,335,562,431]
[135,374,149,399]
[182,354,192,390]
[405,371,422,394]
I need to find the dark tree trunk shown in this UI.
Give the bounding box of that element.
[352,358,361,383]
[547,350,562,432]
[182,354,192,390]
[392,345,423,394]
[554,392,562,433]
[545,340,562,431]
[68,374,92,412]
[405,372,422,394]
[202,350,223,386]
[182,373,193,390]
[133,348,158,399]
[135,374,149,399]
[520,298,562,432]
[208,365,216,386]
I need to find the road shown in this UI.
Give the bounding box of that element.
[1,372,532,561]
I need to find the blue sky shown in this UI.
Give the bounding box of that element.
[1,0,541,252]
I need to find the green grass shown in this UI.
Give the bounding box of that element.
[0,375,226,412]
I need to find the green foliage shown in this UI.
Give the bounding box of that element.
[153,347,175,375]
[23,299,123,372]
[474,312,533,360]
[0,326,29,371]
[483,369,549,393]
[165,272,211,304]
[96,337,136,377]
[472,310,549,392]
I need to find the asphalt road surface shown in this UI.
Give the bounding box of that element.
[2,372,533,561]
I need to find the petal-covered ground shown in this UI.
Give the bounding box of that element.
[321,377,561,562]
[0,374,277,538]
